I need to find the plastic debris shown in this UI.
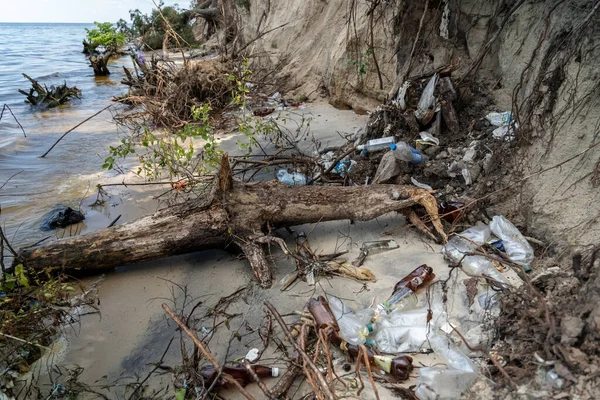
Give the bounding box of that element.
[492,123,518,141]
[373,151,402,183]
[489,216,534,265]
[411,177,433,190]
[277,170,308,186]
[357,137,395,152]
[394,81,411,110]
[245,348,259,362]
[443,226,509,284]
[448,161,471,185]
[415,332,479,400]
[486,111,511,126]
[439,0,450,39]
[419,131,440,146]
[328,297,372,345]
[391,141,426,164]
[415,74,438,124]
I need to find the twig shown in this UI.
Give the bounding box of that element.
[264,301,336,400]
[359,344,380,400]
[490,353,517,389]
[404,0,430,81]
[0,332,50,350]
[0,104,27,137]
[40,104,113,158]
[243,359,275,399]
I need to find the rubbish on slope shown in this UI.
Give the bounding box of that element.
[277,169,308,185]
[415,74,438,124]
[356,137,395,152]
[391,142,426,164]
[489,215,534,265]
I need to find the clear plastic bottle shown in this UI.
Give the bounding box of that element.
[356,137,395,152]
[374,325,430,353]
[428,332,477,372]
[328,296,371,345]
[277,170,308,185]
[391,142,427,164]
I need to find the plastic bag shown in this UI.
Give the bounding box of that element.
[415,74,438,122]
[489,216,534,265]
[328,297,370,345]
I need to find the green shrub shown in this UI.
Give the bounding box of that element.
[84,22,127,53]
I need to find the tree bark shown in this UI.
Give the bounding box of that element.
[15,162,444,287]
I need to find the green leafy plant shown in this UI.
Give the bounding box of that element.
[84,22,127,53]
[346,48,373,78]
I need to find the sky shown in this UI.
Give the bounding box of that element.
[0,0,186,23]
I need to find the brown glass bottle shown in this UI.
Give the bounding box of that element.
[439,201,465,223]
[307,296,340,331]
[200,364,279,387]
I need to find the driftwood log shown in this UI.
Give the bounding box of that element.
[18,74,81,108]
[15,156,444,288]
[89,52,112,76]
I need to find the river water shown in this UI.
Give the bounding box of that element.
[0,22,142,249]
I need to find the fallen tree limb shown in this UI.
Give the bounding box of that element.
[15,157,444,287]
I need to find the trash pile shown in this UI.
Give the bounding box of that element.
[265,74,516,228]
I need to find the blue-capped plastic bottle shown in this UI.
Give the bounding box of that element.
[390,141,426,164]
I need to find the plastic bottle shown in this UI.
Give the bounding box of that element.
[489,215,534,265]
[328,296,371,345]
[376,264,435,316]
[277,170,308,185]
[356,137,395,152]
[391,142,426,164]
[200,364,279,387]
[374,325,430,353]
[428,332,476,372]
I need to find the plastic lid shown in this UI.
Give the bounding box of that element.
[271,367,279,377]
[365,339,374,347]
[390,144,397,150]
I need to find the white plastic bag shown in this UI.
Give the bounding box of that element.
[486,111,511,126]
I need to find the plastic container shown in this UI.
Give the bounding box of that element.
[277,170,308,185]
[356,137,395,152]
[391,142,426,164]
[489,216,534,265]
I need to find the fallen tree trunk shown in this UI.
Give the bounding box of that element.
[15,158,444,287]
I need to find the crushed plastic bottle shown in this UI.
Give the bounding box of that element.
[328,297,371,345]
[277,170,308,186]
[443,227,509,284]
[489,216,534,265]
[391,141,426,164]
[415,366,479,400]
[356,137,395,152]
[414,332,479,400]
